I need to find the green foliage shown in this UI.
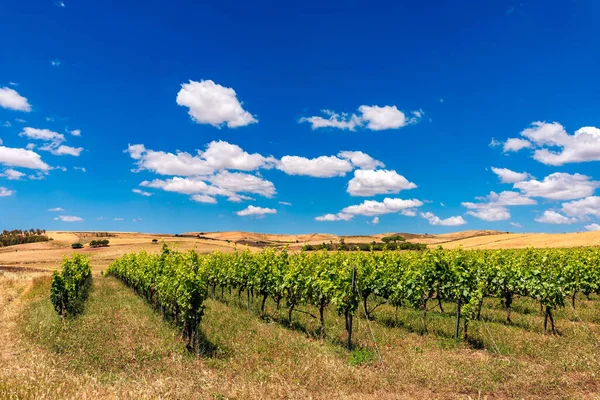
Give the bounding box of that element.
[89,239,109,248]
[50,254,92,318]
[0,228,49,247]
[71,242,84,249]
[382,235,406,243]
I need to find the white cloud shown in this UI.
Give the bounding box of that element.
[491,167,532,184]
[510,222,523,228]
[277,155,353,177]
[236,205,277,217]
[56,1,65,7]
[142,177,224,196]
[176,80,257,128]
[279,201,292,206]
[489,138,501,148]
[69,129,81,136]
[114,218,124,221]
[315,213,353,222]
[359,105,420,130]
[209,171,276,198]
[3,121,11,128]
[132,188,152,197]
[0,87,31,112]
[191,194,217,204]
[371,217,379,225]
[15,118,26,123]
[299,110,362,131]
[54,215,83,222]
[0,146,50,170]
[0,187,15,197]
[48,207,64,212]
[421,212,467,226]
[514,173,599,200]
[462,191,536,221]
[51,60,61,67]
[227,194,254,203]
[19,127,64,142]
[341,198,424,217]
[1,168,25,180]
[401,209,417,217]
[300,105,422,131]
[534,210,577,225]
[346,169,417,196]
[200,140,275,171]
[74,166,86,172]
[465,206,511,221]
[41,144,83,156]
[503,138,532,153]
[585,223,600,231]
[337,151,384,169]
[561,196,600,219]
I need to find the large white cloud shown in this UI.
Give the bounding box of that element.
[300,105,422,131]
[0,146,50,170]
[505,122,600,165]
[534,210,577,224]
[176,80,257,128]
[277,155,353,177]
[514,172,599,200]
[421,212,467,226]
[561,196,600,219]
[236,205,277,217]
[491,167,532,183]
[346,169,417,196]
[0,87,31,112]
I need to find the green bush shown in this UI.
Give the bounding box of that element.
[89,239,109,248]
[50,254,92,319]
[71,242,84,249]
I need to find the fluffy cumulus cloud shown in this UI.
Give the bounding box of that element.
[0,87,31,112]
[504,122,600,165]
[585,223,600,231]
[0,187,15,197]
[209,171,276,198]
[19,127,64,142]
[561,196,600,219]
[176,80,257,128]
[514,172,599,200]
[0,146,50,170]
[337,151,384,170]
[127,141,273,176]
[236,205,277,217]
[277,155,353,177]
[491,167,532,184]
[315,213,353,222]
[462,191,536,221]
[54,215,83,222]
[317,198,423,221]
[41,144,83,156]
[534,210,577,224]
[421,212,467,226]
[191,194,218,204]
[503,138,532,153]
[346,169,417,196]
[300,105,422,131]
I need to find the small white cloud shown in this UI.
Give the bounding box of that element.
[401,209,417,217]
[278,201,292,206]
[0,187,15,197]
[132,188,152,197]
[19,127,65,142]
[55,215,83,222]
[15,118,26,123]
[503,138,532,153]
[191,194,217,204]
[510,222,523,228]
[491,167,532,184]
[74,166,86,172]
[176,79,257,128]
[3,121,11,128]
[236,205,277,217]
[48,207,64,212]
[301,105,422,131]
[585,223,600,231]
[315,213,353,222]
[1,168,25,180]
[54,1,65,7]
[534,210,577,225]
[46,117,54,122]
[299,109,362,131]
[489,138,501,148]
[421,212,467,226]
[371,217,379,225]
[337,151,384,170]
[114,217,124,221]
[0,87,32,112]
[41,144,83,156]
[69,129,81,136]
[277,155,353,178]
[320,198,423,221]
[346,169,417,196]
[51,60,62,67]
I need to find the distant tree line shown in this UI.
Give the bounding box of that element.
[90,239,110,248]
[302,238,426,252]
[0,229,50,247]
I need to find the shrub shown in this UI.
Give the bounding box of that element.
[50,254,92,319]
[152,239,159,244]
[71,242,84,249]
[89,239,109,248]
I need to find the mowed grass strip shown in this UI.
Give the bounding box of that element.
[3,275,600,399]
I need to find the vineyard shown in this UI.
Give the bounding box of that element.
[106,245,600,352]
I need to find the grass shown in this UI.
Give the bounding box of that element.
[1,275,600,399]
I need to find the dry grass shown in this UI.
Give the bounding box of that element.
[1,272,600,399]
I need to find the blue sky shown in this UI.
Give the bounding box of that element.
[1,0,600,234]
